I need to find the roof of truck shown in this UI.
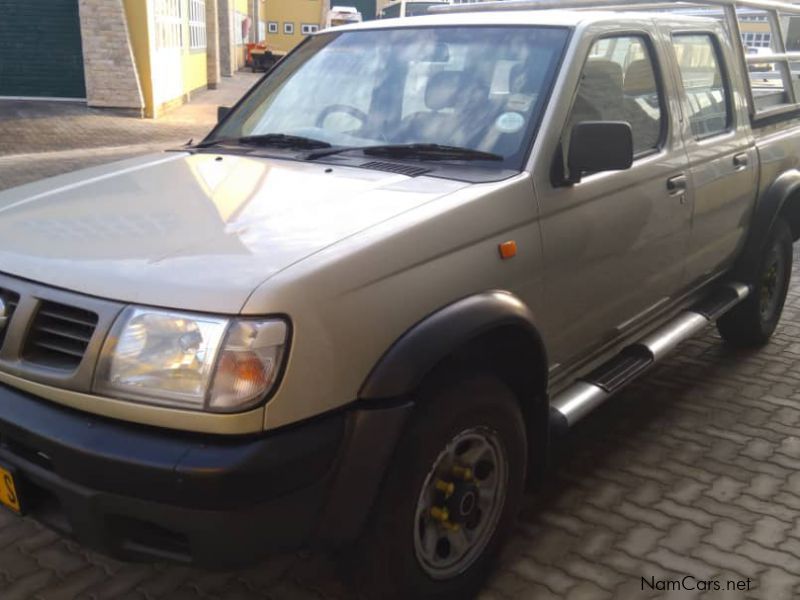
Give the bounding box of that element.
[332,9,717,31]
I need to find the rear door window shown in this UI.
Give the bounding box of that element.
[672,34,731,138]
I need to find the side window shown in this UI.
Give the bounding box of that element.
[672,34,730,138]
[569,35,663,156]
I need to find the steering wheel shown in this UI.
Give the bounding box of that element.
[316,104,369,129]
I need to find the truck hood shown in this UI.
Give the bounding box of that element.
[0,152,468,313]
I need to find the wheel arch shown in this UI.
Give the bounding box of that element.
[736,169,800,280]
[358,290,551,480]
[359,290,548,404]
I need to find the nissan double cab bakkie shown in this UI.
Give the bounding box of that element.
[0,1,799,598]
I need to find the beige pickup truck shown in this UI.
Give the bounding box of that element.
[1,0,800,597]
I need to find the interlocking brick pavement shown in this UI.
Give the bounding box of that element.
[2,77,800,598]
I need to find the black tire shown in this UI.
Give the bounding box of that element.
[353,372,527,600]
[718,218,793,347]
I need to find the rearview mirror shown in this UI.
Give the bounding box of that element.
[566,121,633,184]
[217,106,232,123]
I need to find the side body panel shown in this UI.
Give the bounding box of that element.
[752,119,800,226]
[243,174,548,429]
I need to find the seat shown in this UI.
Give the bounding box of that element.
[623,59,661,153]
[509,60,548,95]
[396,71,489,146]
[568,59,625,134]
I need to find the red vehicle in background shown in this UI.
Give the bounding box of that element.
[246,42,286,72]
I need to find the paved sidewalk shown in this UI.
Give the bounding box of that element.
[3,75,800,598]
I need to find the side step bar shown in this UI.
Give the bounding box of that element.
[550,283,749,432]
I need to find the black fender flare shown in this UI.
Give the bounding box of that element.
[735,169,800,281]
[318,292,550,546]
[359,290,548,401]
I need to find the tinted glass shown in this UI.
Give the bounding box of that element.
[569,36,663,155]
[673,34,730,138]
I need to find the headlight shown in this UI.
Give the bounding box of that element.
[94,307,288,412]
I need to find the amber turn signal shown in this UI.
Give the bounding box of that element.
[498,240,517,259]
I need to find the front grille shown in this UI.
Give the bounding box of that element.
[0,288,20,347]
[23,301,98,370]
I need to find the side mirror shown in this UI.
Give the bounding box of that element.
[566,121,633,184]
[217,106,232,123]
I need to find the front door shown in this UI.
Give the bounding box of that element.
[535,31,691,368]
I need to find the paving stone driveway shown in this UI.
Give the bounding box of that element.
[2,78,800,599]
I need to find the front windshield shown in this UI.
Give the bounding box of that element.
[209,26,569,169]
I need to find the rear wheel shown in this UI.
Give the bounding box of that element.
[718,218,793,347]
[353,372,527,600]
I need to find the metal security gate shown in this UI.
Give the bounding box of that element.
[0,0,86,99]
[152,0,185,106]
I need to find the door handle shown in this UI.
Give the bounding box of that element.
[733,153,749,169]
[666,174,687,193]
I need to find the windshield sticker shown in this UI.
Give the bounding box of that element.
[495,112,525,134]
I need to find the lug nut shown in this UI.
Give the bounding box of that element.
[442,520,461,532]
[435,479,455,496]
[453,465,473,481]
[430,506,449,522]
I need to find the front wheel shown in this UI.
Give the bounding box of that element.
[353,373,527,600]
[718,218,793,347]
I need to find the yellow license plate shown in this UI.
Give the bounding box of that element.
[0,466,21,514]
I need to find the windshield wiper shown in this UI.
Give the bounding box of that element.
[306,143,503,162]
[196,133,332,150]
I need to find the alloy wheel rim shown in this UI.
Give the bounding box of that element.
[413,427,508,580]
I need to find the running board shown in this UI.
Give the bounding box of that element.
[550,282,749,431]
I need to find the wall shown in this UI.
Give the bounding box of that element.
[125,0,209,118]
[123,0,153,115]
[79,0,144,112]
[263,0,324,53]
[182,0,209,94]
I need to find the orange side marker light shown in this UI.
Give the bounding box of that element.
[498,240,517,260]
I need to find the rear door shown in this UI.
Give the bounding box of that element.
[534,26,692,367]
[667,29,757,287]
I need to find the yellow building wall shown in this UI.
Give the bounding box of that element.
[123,0,155,117]
[182,51,208,95]
[125,0,208,117]
[740,22,771,34]
[181,2,208,95]
[263,0,324,53]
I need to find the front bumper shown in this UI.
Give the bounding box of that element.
[0,383,410,567]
